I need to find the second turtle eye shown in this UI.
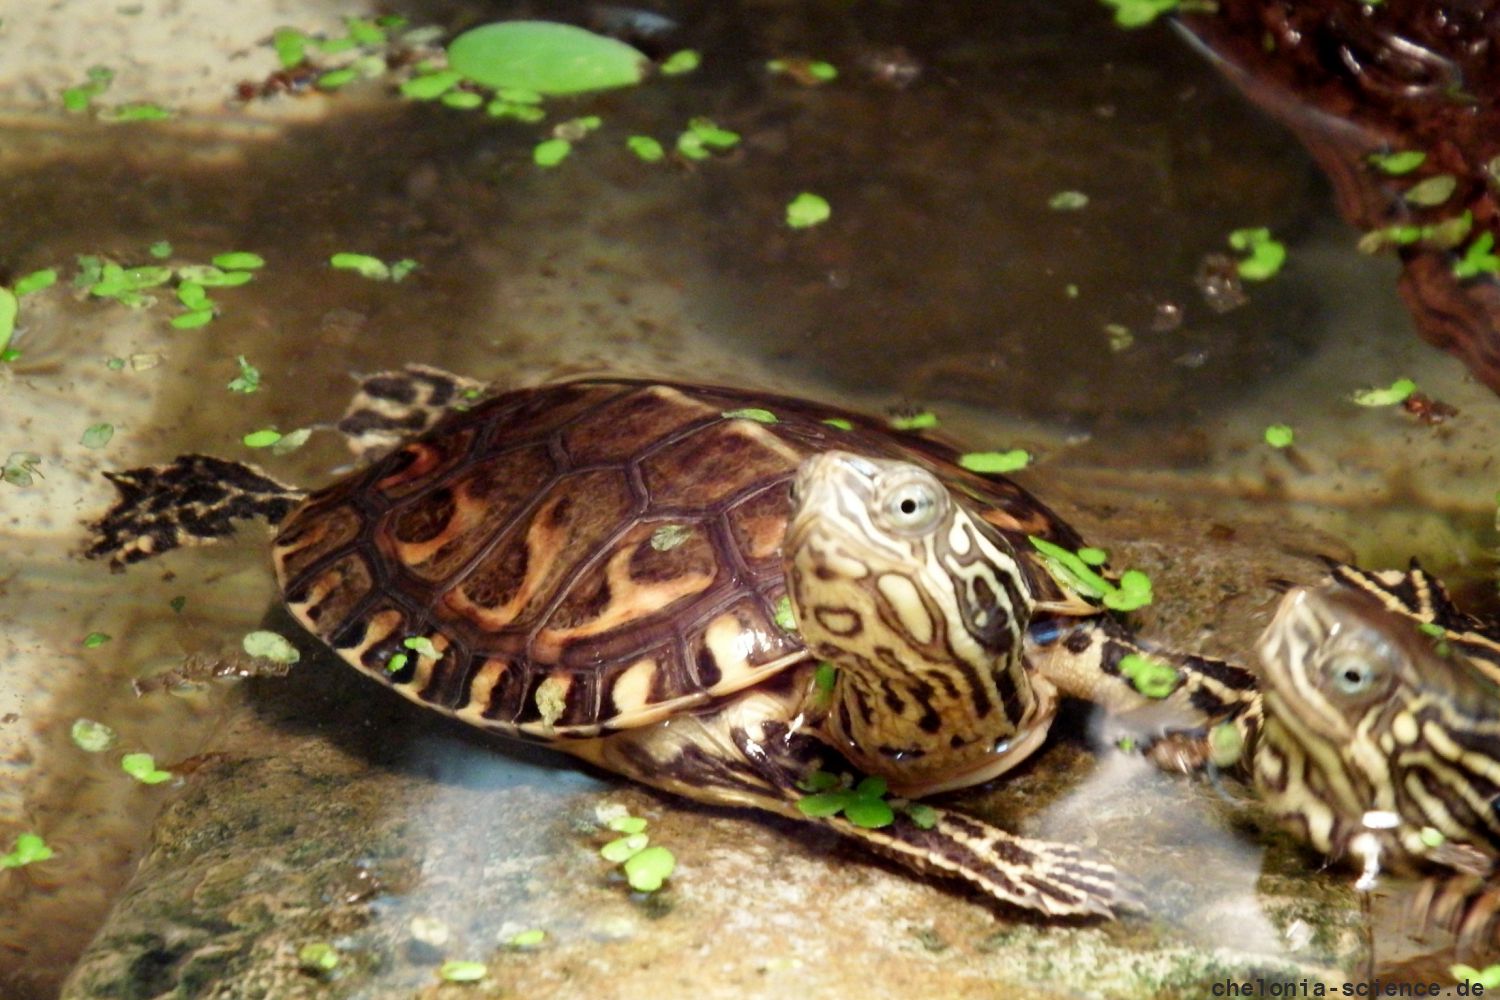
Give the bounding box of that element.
[880,475,945,534]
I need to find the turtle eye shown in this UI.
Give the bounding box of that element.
[879,475,946,535]
[1323,652,1387,698]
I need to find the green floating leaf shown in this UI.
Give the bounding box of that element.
[211,251,264,271]
[533,138,571,167]
[905,803,938,829]
[82,631,111,648]
[786,192,831,229]
[439,960,488,982]
[1077,547,1108,566]
[1367,150,1426,175]
[1228,227,1286,281]
[0,833,54,869]
[98,102,172,122]
[1349,378,1417,407]
[1264,423,1294,449]
[447,21,648,95]
[722,407,777,424]
[80,423,115,449]
[1028,535,1113,600]
[844,797,896,828]
[1048,190,1089,211]
[660,50,700,76]
[242,428,283,449]
[71,718,117,752]
[796,790,853,818]
[813,662,838,695]
[649,523,690,551]
[386,652,409,674]
[600,832,648,863]
[242,630,300,664]
[403,635,439,659]
[298,941,339,972]
[627,135,664,162]
[0,288,16,355]
[822,417,853,431]
[272,28,308,68]
[1403,174,1457,207]
[1455,231,1500,281]
[1103,569,1154,611]
[1099,0,1182,28]
[401,70,463,100]
[622,844,676,891]
[3,452,42,487]
[316,69,358,90]
[14,269,58,296]
[959,450,1030,474]
[171,308,214,329]
[773,594,797,631]
[121,752,172,784]
[329,253,390,280]
[148,241,172,259]
[890,411,937,431]
[607,815,647,835]
[442,91,484,110]
[227,355,261,394]
[1118,652,1180,698]
[508,929,546,948]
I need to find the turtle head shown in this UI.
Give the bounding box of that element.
[784,451,1049,794]
[1254,581,1500,868]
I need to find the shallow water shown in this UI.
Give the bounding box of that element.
[2,1,1498,997]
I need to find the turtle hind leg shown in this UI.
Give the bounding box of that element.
[581,703,1135,919]
[827,801,1135,918]
[336,365,485,461]
[87,454,303,567]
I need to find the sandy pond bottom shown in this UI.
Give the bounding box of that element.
[2,1,1499,997]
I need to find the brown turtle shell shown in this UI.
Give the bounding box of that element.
[271,380,1083,739]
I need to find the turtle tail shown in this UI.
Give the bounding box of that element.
[87,454,304,567]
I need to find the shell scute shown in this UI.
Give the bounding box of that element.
[560,384,717,464]
[641,419,803,510]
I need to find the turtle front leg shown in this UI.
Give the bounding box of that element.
[572,681,1136,919]
[1027,615,1262,771]
[86,455,304,567]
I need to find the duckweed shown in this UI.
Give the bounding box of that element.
[533,138,571,167]
[1228,227,1286,281]
[1118,653,1180,699]
[1349,378,1416,407]
[723,407,778,423]
[1367,150,1426,175]
[242,429,283,449]
[0,833,54,868]
[227,356,262,394]
[80,423,114,449]
[1263,424,1294,449]
[773,595,797,631]
[890,411,938,430]
[959,450,1030,474]
[71,718,117,752]
[82,632,111,648]
[121,752,172,785]
[786,193,831,229]
[243,630,300,664]
[1402,174,1457,207]
[297,942,339,972]
[660,50,700,75]
[623,845,676,891]
[447,21,647,95]
[438,960,488,982]
[627,136,665,162]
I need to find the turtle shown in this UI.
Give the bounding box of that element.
[1252,560,1500,942]
[89,369,1260,918]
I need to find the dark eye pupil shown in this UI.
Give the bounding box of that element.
[900,497,918,515]
[1343,669,1363,685]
